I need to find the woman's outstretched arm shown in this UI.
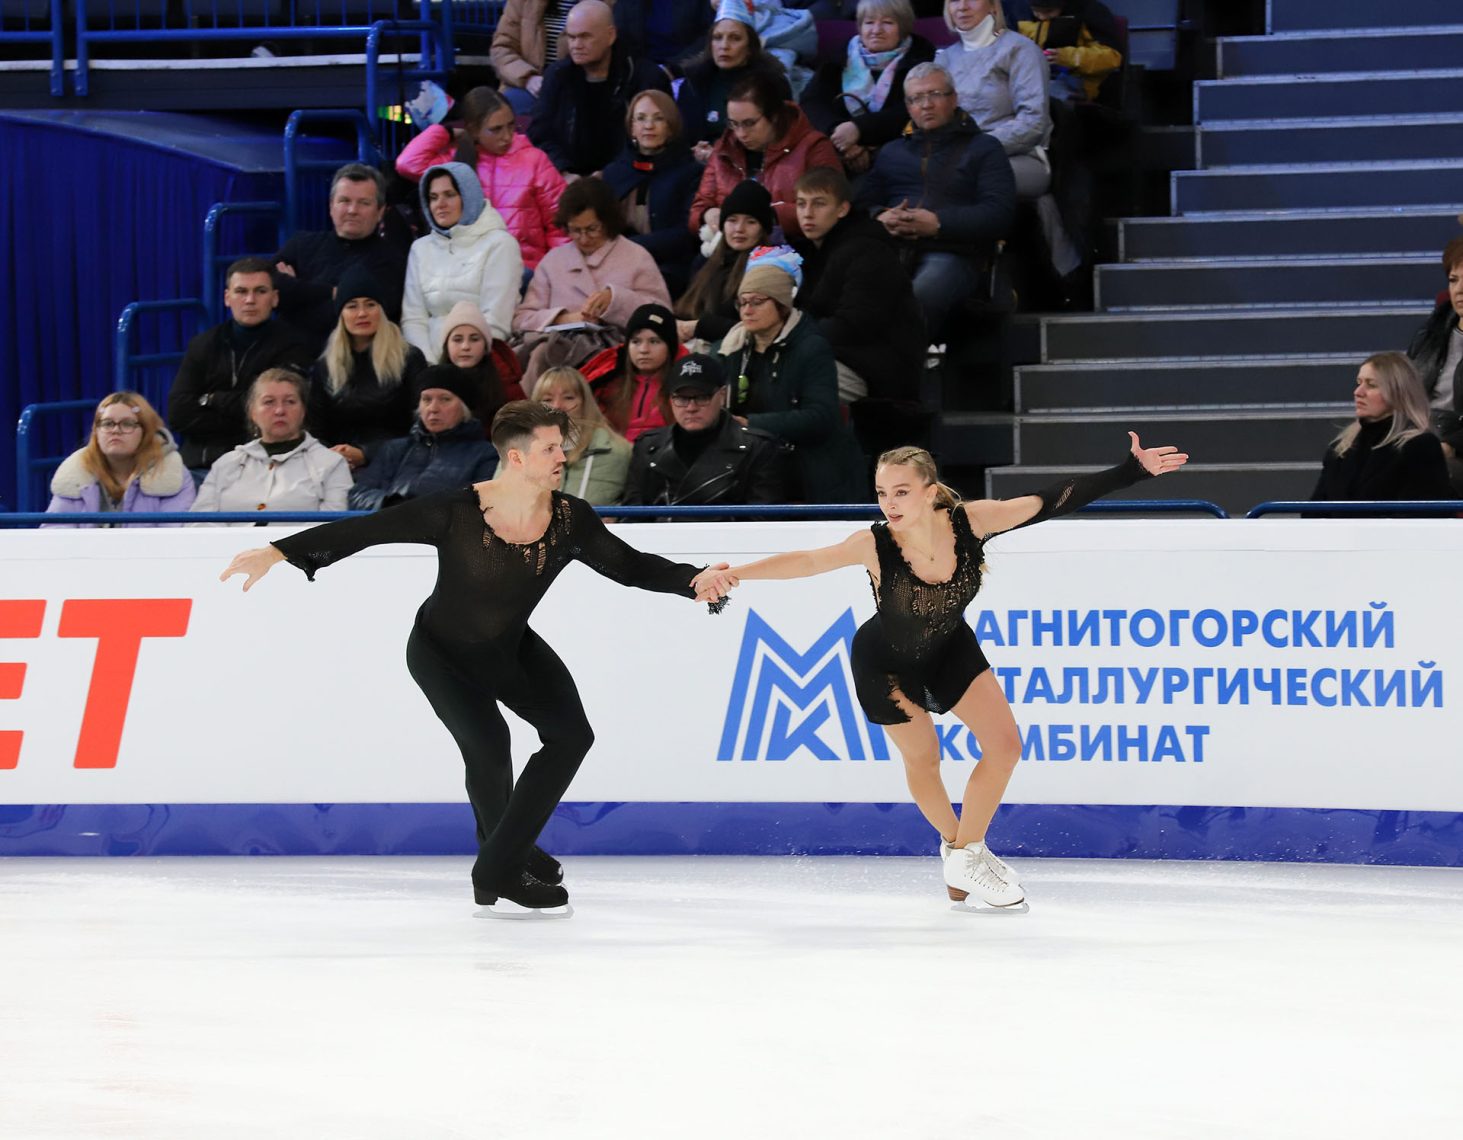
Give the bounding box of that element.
[965,432,1188,539]
[720,529,876,585]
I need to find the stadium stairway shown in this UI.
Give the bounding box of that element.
[979,0,1463,515]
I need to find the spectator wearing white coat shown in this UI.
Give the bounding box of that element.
[402,162,525,358]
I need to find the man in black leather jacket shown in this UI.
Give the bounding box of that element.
[622,353,788,507]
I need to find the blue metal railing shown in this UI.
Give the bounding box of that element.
[282,109,380,235]
[1247,501,1463,518]
[202,202,287,324]
[0,0,65,96]
[364,17,450,155]
[14,401,99,515]
[114,299,211,411]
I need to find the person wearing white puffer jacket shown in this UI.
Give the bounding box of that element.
[402,162,525,359]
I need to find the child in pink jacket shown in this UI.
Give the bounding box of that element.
[396,86,568,271]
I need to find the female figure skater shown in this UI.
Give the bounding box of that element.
[220,400,732,915]
[705,433,1187,908]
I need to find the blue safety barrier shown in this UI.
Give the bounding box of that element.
[114,299,210,410]
[0,0,64,95]
[13,401,99,515]
[1247,501,1463,518]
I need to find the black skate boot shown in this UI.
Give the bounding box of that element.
[474,869,571,917]
[526,845,563,885]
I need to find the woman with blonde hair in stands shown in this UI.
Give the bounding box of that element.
[531,365,632,504]
[1311,352,1452,509]
[699,433,1187,909]
[44,392,196,526]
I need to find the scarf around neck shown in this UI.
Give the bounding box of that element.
[841,34,913,115]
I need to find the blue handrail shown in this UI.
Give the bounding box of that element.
[1247,501,1463,518]
[365,18,451,144]
[202,203,286,324]
[14,401,99,514]
[0,0,66,97]
[282,110,380,236]
[114,299,210,400]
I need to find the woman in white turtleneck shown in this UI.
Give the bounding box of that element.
[935,0,1080,278]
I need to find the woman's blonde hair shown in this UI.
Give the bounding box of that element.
[1332,352,1432,457]
[83,391,167,503]
[877,445,961,509]
[531,365,624,465]
[945,0,1006,33]
[319,307,410,396]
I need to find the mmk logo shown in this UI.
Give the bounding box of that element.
[718,609,889,762]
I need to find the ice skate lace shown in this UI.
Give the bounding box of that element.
[981,847,1015,881]
[961,847,1010,891]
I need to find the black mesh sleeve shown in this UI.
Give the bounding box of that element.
[565,497,700,599]
[1004,453,1153,535]
[269,490,450,581]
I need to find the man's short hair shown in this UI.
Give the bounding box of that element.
[795,167,851,205]
[490,399,573,461]
[225,256,277,288]
[329,163,386,205]
[904,61,954,90]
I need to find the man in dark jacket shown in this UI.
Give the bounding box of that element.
[791,167,925,403]
[529,0,672,177]
[855,61,1016,341]
[348,365,499,510]
[272,163,409,349]
[623,353,787,507]
[167,257,314,477]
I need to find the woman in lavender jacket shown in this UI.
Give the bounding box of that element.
[43,392,196,527]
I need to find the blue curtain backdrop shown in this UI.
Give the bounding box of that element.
[0,111,350,509]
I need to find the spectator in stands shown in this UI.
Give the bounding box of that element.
[192,369,352,517]
[675,180,774,346]
[44,393,196,526]
[348,365,500,510]
[622,352,788,506]
[529,0,672,179]
[532,366,632,503]
[690,71,841,242]
[725,0,820,92]
[1017,0,1122,103]
[1310,353,1452,511]
[439,301,527,433]
[611,0,714,71]
[601,91,702,297]
[935,0,1080,279]
[401,163,524,357]
[1406,235,1463,494]
[791,167,925,403]
[676,4,792,158]
[168,257,313,480]
[490,0,577,116]
[855,61,1014,342]
[715,246,866,502]
[273,163,408,349]
[310,267,427,471]
[580,303,685,440]
[513,178,672,384]
[395,86,567,274]
[802,0,936,174]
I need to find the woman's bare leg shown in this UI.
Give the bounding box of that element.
[947,671,1022,847]
[880,690,960,843]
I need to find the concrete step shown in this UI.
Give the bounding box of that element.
[1038,307,1422,363]
[1012,357,1360,413]
[1094,256,1439,312]
[985,462,1320,517]
[1117,209,1462,262]
[1012,409,1347,466]
[1172,160,1463,215]
[1217,28,1463,77]
[1195,70,1463,123]
[1198,115,1463,168]
[1268,0,1461,33]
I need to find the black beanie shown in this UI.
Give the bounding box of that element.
[719,180,775,235]
[413,363,481,412]
[624,303,678,356]
[334,265,391,319]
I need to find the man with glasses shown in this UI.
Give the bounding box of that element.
[167,257,313,483]
[622,353,787,507]
[529,0,670,179]
[855,60,1016,343]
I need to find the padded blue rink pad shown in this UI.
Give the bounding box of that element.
[1,803,1460,866]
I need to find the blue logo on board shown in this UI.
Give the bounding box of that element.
[717,609,890,762]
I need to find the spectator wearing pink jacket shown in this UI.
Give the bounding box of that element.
[396,86,568,271]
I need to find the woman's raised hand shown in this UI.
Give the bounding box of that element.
[1128,431,1189,477]
[691,562,739,604]
[219,545,286,592]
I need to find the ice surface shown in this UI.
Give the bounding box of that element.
[1,856,1460,1139]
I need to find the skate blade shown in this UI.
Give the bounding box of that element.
[476,901,574,920]
[951,899,1029,915]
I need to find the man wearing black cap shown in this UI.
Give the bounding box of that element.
[622,353,787,507]
[347,365,499,510]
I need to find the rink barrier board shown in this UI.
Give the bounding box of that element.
[1,802,1460,866]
